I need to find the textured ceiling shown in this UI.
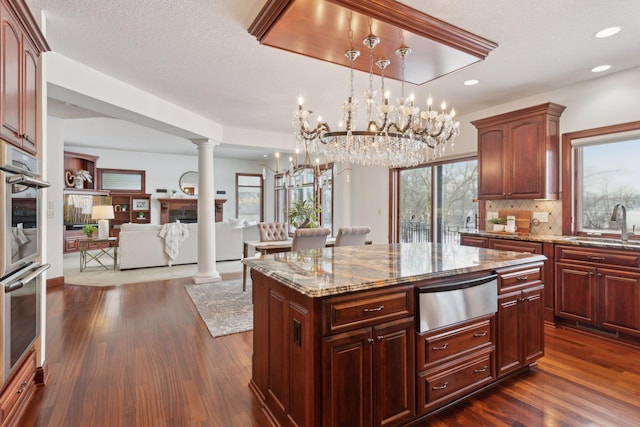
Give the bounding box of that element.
[27,0,640,158]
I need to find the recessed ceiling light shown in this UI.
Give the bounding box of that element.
[464,79,479,86]
[591,64,611,73]
[595,26,621,38]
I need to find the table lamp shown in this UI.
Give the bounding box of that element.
[92,205,115,239]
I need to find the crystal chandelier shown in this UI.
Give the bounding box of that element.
[293,20,460,168]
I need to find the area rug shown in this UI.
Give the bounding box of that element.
[184,279,253,338]
[64,264,198,286]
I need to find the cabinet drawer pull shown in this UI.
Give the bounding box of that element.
[363,305,384,313]
[473,331,488,337]
[587,256,605,261]
[432,343,449,351]
[432,382,449,390]
[17,381,28,394]
[474,366,489,374]
[516,276,529,281]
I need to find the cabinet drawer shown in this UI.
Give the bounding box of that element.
[417,351,494,413]
[556,245,640,268]
[322,286,413,335]
[489,239,542,254]
[417,317,494,371]
[498,264,542,294]
[0,350,35,424]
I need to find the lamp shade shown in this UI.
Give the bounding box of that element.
[92,205,115,220]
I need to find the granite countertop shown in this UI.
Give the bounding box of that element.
[243,243,545,298]
[459,230,640,252]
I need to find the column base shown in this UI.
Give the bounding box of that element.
[192,271,222,284]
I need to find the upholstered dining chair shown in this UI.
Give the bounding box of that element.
[291,228,331,251]
[258,222,290,242]
[335,226,371,247]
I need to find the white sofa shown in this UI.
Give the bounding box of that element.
[118,221,259,270]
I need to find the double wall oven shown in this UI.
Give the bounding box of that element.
[0,142,50,383]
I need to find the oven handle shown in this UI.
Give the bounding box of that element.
[4,264,50,293]
[6,174,51,189]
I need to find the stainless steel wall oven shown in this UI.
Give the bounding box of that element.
[0,143,50,382]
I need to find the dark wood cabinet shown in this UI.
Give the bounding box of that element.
[322,317,415,427]
[472,103,565,200]
[496,264,544,378]
[0,0,48,154]
[459,235,488,248]
[110,193,151,237]
[555,245,640,336]
[0,348,36,427]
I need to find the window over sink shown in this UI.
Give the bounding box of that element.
[562,121,640,238]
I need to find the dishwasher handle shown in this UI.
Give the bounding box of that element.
[417,273,498,293]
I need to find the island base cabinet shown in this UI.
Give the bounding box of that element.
[497,285,544,377]
[322,317,415,427]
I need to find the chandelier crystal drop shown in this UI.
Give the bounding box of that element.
[293,30,460,168]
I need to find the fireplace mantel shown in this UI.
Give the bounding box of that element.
[158,198,226,224]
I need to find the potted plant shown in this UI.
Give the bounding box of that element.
[82,224,98,238]
[488,217,507,232]
[75,169,93,189]
[288,198,321,228]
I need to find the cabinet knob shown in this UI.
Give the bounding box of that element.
[377,335,384,341]
[367,338,374,344]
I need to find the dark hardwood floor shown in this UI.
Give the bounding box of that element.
[23,273,640,426]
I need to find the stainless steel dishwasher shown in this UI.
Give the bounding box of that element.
[417,274,498,333]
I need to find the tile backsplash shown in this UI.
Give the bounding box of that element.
[485,200,562,236]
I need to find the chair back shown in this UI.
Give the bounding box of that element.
[335,226,371,247]
[258,222,289,241]
[291,228,330,251]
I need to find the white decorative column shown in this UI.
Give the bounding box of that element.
[191,138,221,283]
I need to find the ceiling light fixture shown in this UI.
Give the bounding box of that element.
[464,79,479,86]
[591,64,611,73]
[292,15,459,168]
[595,26,621,38]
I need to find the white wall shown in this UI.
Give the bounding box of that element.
[45,117,66,279]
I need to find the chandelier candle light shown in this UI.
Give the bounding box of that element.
[293,22,460,168]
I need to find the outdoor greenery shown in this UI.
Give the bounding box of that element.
[288,197,321,228]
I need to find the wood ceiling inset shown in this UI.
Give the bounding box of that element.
[249,0,497,85]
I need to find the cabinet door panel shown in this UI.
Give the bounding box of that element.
[497,294,520,377]
[322,328,372,427]
[477,126,506,199]
[1,7,21,145]
[521,287,544,364]
[508,116,543,198]
[373,318,415,426]
[267,289,288,419]
[22,40,38,153]
[555,263,596,323]
[598,268,640,335]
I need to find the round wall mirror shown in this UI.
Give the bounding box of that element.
[179,171,198,195]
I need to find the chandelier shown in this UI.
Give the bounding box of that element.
[293,20,460,168]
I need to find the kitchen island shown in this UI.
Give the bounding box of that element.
[243,243,546,427]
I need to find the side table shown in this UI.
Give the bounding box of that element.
[78,237,119,271]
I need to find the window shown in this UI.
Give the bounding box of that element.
[562,122,640,238]
[236,173,263,222]
[274,164,334,233]
[394,158,477,244]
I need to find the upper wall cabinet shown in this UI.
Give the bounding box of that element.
[0,0,49,155]
[471,103,565,200]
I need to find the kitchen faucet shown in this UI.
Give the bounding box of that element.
[611,203,628,241]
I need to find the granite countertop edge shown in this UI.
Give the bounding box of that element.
[245,253,546,298]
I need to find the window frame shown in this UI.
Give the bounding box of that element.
[561,120,640,238]
[235,173,264,222]
[390,155,478,244]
